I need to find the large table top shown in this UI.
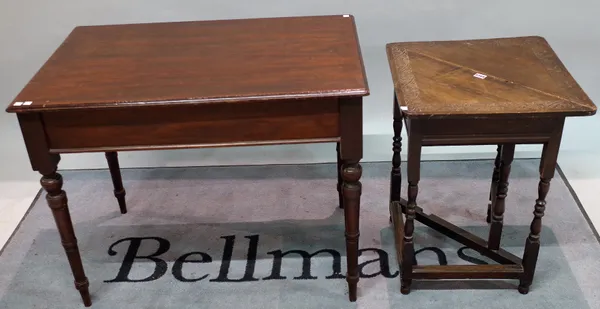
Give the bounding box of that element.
[386,36,596,118]
[7,15,369,113]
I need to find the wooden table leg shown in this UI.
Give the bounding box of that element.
[487,145,502,223]
[401,132,422,294]
[519,128,562,293]
[389,93,406,270]
[336,143,344,209]
[488,144,515,250]
[390,93,402,209]
[339,97,363,302]
[18,114,91,306]
[342,160,361,301]
[41,171,92,307]
[105,152,127,214]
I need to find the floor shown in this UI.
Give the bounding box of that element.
[2,160,598,309]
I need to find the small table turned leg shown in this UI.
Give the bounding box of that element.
[41,172,92,307]
[487,145,502,223]
[401,133,422,294]
[488,144,515,250]
[519,137,561,293]
[390,94,403,212]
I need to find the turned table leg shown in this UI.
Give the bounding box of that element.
[519,131,562,293]
[105,152,127,214]
[390,94,403,210]
[488,144,515,250]
[336,143,344,209]
[487,145,502,223]
[339,97,363,302]
[401,132,422,295]
[41,171,91,307]
[342,161,362,301]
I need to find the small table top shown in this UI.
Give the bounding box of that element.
[7,15,369,113]
[386,36,596,118]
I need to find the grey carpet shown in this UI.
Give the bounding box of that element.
[0,160,599,309]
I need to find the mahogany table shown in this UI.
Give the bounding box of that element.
[385,36,596,294]
[5,15,369,306]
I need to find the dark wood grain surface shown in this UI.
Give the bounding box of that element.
[42,98,340,152]
[386,36,596,118]
[6,15,368,113]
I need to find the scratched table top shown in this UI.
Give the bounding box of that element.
[386,36,596,118]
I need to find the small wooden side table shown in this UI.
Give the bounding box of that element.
[5,15,369,306]
[385,36,596,294]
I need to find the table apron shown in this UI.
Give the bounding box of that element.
[406,116,564,146]
[41,99,341,153]
[421,135,550,146]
